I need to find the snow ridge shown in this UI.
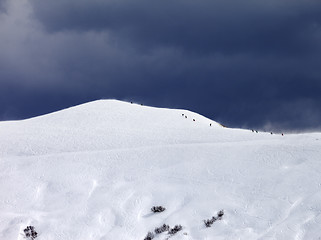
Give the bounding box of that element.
[0,100,321,240]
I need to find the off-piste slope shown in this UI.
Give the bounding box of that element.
[0,100,321,240]
[0,100,223,156]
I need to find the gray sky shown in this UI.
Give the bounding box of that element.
[1,0,321,132]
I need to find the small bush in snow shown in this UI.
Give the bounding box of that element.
[204,216,217,227]
[168,225,182,235]
[154,224,170,234]
[151,206,166,213]
[23,226,38,240]
[204,210,224,227]
[217,210,224,219]
[144,231,154,240]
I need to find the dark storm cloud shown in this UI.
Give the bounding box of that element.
[1,0,321,132]
[0,0,7,13]
[31,0,321,56]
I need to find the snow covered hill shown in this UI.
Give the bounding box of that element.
[0,100,320,240]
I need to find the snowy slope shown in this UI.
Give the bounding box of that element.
[0,100,321,240]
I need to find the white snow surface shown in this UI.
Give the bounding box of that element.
[0,99,321,240]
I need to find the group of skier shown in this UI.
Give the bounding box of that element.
[252,129,284,136]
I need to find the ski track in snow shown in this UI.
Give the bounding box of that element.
[0,100,321,240]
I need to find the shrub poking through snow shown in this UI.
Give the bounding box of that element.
[23,226,38,239]
[204,210,224,227]
[151,206,166,213]
[168,225,182,235]
[144,231,154,240]
[204,216,217,227]
[154,224,170,234]
[217,210,224,219]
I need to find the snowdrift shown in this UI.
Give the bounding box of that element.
[0,100,320,240]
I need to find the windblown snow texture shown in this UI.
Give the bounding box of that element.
[0,100,321,239]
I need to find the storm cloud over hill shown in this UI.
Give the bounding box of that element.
[1,0,321,131]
